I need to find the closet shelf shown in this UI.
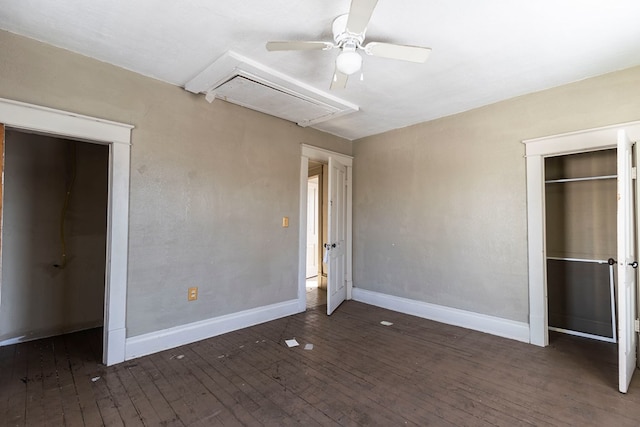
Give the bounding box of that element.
[545,174,617,184]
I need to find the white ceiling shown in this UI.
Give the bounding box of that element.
[2,0,640,140]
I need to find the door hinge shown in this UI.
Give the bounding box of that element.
[635,319,640,333]
[633,167,637,180]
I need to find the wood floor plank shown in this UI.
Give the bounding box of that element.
[147,348,226,425]
[208,333,338,426]
[2,343,26,426]
[92,367,126,427]
[24,340,46,427]
[252,313,471,426]
[0,344,16,408]
[179,344,263,426]
[154,348,240,426]
[51,335,85,426]
[217,319,445,426]
[64,332,107,427]
[4,301,640,426]
[191,341,307,426]
[125,357,185,426]
[312,305,571,425]
[101,365,146,427]
[114,362,165,426]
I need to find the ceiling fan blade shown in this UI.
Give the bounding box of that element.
[266,41,334,51]
[330,68,349,90]
[364,42,431,63]
[346,0,378,34]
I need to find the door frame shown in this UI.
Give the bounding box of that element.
[0,98,132,366]
[524,121,640,347]
[298,144,352,312]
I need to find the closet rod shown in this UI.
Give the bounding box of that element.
[546,256,608,264]
[545,174,616,184]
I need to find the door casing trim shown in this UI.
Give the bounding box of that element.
[0,98,132,365]
[299,144,352,312]
[523,121,640,346]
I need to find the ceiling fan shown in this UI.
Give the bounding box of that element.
[265,0,431,89]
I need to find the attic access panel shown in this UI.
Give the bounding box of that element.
[213,75,339,125]
[184,51,358,127]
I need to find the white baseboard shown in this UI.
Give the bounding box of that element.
[125,299,300,360]
[352,288,530,343]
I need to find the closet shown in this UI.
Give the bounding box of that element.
[545,148,617,342]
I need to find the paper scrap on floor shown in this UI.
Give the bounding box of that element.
[380,321,393,326]
[304,343,314,350]
[285,338,299,348]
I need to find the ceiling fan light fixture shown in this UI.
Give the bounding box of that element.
[336,50,362,75]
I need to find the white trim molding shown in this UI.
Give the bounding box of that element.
[0,98,132,145]
[523,120,640,347]
[0,97,132,366]
[125,299,300,360]
[352,288,530,343]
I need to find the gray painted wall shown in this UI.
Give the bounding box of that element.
[0,131,108,342]
[0,30,351,339]
[2,27,640,344]
[352,65,640,324]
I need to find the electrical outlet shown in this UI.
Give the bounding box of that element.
[188,287,198,301]
[282,216,289,227]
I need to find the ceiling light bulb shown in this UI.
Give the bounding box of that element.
[336,50,362,75]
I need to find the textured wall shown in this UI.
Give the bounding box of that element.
[0,30,351,338]
[0,131,108,342]
[352,65,640,323]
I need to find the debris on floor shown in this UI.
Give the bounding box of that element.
[380,321,393,326]
[304,343,314,350]
[285,338,299,348]
[91,376,100,382]
[170,354,185,360]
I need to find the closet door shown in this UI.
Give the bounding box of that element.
[617,129,637,393]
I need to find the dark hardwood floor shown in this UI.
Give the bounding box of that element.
[3,301,640,426]
[306,277,326,309]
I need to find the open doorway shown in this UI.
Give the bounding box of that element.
[525,122,640,393]
[298,144,353,315]
[544,149,617,343]
[0,98,132,366]
[306,164,326,309]
[0,130,109,361]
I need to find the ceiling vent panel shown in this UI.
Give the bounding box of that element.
[184,51,358,127]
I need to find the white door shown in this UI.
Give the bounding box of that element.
[327,157,347,315]
[306,176,319,278]
[617,129,637,393]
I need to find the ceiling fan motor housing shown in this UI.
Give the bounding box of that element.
[333,14,365,47]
